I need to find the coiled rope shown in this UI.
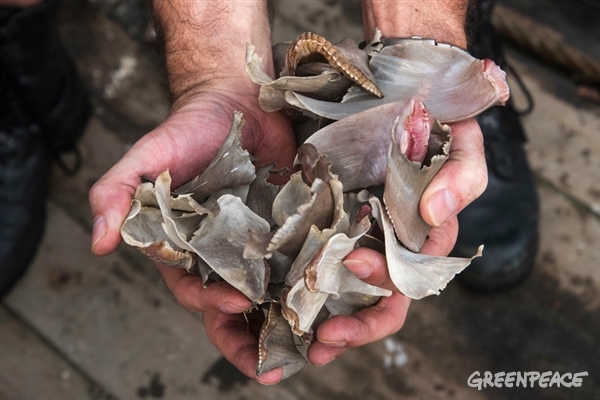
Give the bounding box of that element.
[492,4,600,86]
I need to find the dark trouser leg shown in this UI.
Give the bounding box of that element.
[0,0,90,296]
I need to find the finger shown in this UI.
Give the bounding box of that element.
[419,215,459,257]
[89,162,139,256]
[314,292,411,349]
[306,341,348,366]
[342,248,395,291]
[343,217,458,293]
[204,312,284,384]
[420,118,487,227]
[156,263,251,313]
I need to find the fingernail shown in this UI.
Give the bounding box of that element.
[342,259,372,279]
[314,354,336,366]
[256,368,283,385]
[428,189,458,226]
[318,339,347,348]
[257,379,281,386]
[91,216,107,249]
[220,301,247,314]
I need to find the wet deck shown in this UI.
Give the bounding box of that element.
[1,1,599,399]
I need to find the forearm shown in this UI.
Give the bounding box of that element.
[361,0,471,48]
[152,0,273,106]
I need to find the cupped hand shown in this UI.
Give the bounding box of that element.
[308,117,487,366]
[89,83,296,384]
[90,83,297,256]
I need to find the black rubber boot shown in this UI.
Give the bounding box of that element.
[451,0,540,291]
[0,0,90,296]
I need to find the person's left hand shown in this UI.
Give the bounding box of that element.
[307,117,487,366]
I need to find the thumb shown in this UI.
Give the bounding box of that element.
[420,118,487,227]
[89,165,138,256]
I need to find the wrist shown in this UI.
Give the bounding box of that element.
[153,0,273,105]
[169,75,259,114]
[361,0,469,48]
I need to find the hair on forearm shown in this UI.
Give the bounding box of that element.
[361,0,472,48]
[151,0,231,104]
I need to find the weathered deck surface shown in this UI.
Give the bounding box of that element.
[1,1,599,399]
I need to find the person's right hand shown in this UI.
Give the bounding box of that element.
[89,79,297,384]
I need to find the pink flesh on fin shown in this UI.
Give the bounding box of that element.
[483,59,510,105]
[395,100,431,163]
